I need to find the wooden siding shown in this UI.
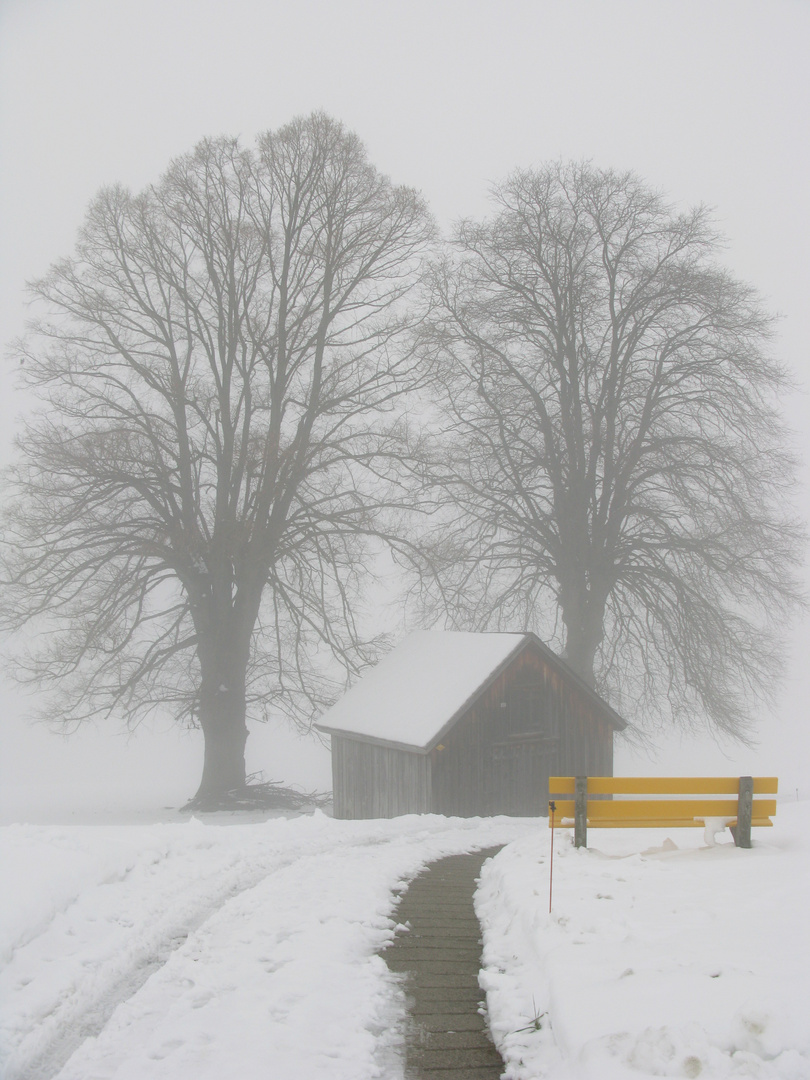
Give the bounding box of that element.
[331,735,432,819]
[431,645,613,817]
[330,639,618,819]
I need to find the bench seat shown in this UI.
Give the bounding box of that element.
[549,776,778,848]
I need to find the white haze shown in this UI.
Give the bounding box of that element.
[0,0,808,820]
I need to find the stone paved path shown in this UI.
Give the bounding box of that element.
[385,847,505,1080]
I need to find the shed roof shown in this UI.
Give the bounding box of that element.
[315,630,625,753]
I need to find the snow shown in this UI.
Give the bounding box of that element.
[2,803,808,1079]
[315,630,526,749]
[476,802,810,1079]
[0,812,534,1080]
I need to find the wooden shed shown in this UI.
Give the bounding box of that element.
[315,631,626,819]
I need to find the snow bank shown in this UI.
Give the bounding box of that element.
[476,802,810,1079]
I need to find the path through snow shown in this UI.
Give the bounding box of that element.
[1,813,534,1080]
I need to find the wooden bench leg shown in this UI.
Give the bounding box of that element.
[731,776,753,848]
[575,776,587,849]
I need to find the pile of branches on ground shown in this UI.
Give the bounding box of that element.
[183,778,332,814]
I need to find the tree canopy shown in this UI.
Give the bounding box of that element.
[0,114,433,803]
[414,162,803,739]
[2,142,803,795]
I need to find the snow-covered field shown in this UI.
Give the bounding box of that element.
[2,804,808,1080]
[478,802,810,1080]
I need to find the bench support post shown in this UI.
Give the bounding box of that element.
[575,776,588,848]
[732,775,754,848]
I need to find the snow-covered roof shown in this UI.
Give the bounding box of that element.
[315,631,528,752]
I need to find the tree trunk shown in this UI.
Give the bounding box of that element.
[195,700,249,804]
[560,587,607,688]
[190,617,252,806]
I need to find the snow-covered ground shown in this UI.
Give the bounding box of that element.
[477,802,810,1080]
[2,804,808,1080]
[1,813,534,1080]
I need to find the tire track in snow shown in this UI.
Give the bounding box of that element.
[7,858,289,1080]
[7,829,401,1080]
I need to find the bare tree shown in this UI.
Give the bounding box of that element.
[415,162,803,739]
[1,113,433,804]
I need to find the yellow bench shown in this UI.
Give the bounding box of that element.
[548,776,778,849]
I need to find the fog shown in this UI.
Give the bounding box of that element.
[1,0,808,820]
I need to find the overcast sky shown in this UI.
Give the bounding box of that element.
[1,0,808,817]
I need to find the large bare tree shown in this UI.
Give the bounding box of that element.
[416,162,802,738]
[1,114,433,804]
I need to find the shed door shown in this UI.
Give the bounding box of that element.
[486,738,557,812]
[488,678,557,812]
[488,734,554,815]
[486,679,558,815]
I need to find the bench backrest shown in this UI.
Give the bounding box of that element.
[548,776,778,848]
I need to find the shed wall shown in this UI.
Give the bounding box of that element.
[331,735,432,819]
[328,641,618,819]
[431,646,614,817]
